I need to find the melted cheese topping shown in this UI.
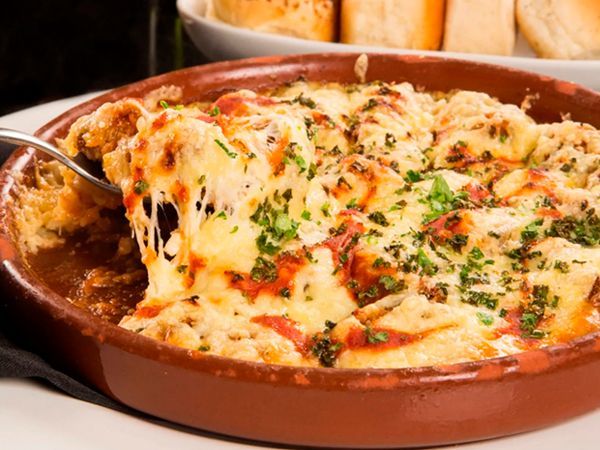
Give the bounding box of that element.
[24,81,600,368]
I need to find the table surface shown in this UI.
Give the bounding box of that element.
[1,94,598,450]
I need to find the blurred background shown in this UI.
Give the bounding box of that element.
[0,0,206,116]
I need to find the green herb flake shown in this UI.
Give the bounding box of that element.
[368,211,389,227]
[311,334,342,367]
[365,326,389,344]
[476,311,494,326]
[405,170,423,183]
[215,139,237,159]
[521,218,544,242]
[379,275,404,293]
[134,179,149,195]
[307,163,317,180]
[469,247,484,260]
[416,248,437,275]
[423,175,463,223]
[250,256,278,283]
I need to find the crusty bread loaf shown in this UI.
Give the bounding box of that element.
[516,0,600,59]
[212,0,337,42]
[340,0,445,50]
[443,0,515,55]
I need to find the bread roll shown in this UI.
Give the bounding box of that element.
[443,0,515,55]
[517,0,600,59]
[340,0,445,50]
[212,0,337,42]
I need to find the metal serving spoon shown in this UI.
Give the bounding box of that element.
[0,127,121,195]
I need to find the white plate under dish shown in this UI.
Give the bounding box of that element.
[177,0,600,91]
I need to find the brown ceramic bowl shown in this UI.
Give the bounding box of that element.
[2,54,600,448]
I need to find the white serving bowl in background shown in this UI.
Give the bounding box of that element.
[177,0,600,91]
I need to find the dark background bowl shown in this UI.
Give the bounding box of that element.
[1,54,600,448]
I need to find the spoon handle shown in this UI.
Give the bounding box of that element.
[0,128,121,194]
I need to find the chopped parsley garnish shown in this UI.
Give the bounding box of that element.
[198,345,211,352]
[320,202,331,217]
[545,211,600,246]
[372,257,390,268]
[469,247,484,260]
[521,218,544,242]
[365,327,389,344]
[215,139,237,158]
[362,98,378,111]
[216,211,227,219]
[256,234,279,255]
[230,225,239,234]
[208,105,220,116]
[423,175,469,223]
[251,199,299,255]
[250,256,278,283]
[405,170,423,183]
[553,260,569,273]
[519,284,557,339]
[378,275,405,293]
[385,133,396,148]
[307,163,317,180]
[176,264,188,274]
[283,143,308,173]
[447,234,468,253]
[476,311,494,326]
[367,211,389,227]
[159,100,170,109]
[311,334,342,367]
[301,210,311,220]
[416,249,437,275]
[134,179,149,195]
[346,198,360,210]
[292,93,316,109]
[462,290,498,310]
[459,247,493,288]
[498,129,509,143]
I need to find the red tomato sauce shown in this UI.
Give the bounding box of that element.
[321,220,365,282]
[536,207,562,219]
[151,111,169,131]
[134,304,164,318]
[347,252,397,306]
[228,254,306,300]
[344,327,419,351]
[212,94,276,117]
[251,314,309,354]
[464,182,492,204]
[269,135,290,176]
[425,211,472,241]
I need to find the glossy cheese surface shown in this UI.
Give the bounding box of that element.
[20,81,600,368]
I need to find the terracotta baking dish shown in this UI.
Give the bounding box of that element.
[2,54,600,448]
